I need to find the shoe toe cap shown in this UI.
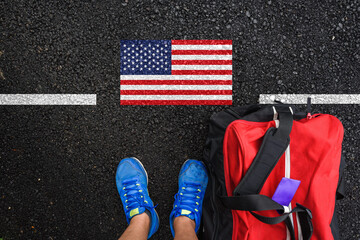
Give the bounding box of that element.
[180,160,208,186]
[116,159,146,184]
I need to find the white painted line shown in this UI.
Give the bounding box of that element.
[120,95,232,100]
[121,85,232,90]
[259,94,360,104]
[0,94,97,105]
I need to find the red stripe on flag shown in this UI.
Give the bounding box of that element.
[172,60,232,65]
[120,80,233,85]
[171,40,232,45]
[172,50,232,55]
[120,100,233,105]
[121,90,232,95]
[171,70,232,75]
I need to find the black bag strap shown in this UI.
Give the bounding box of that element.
[219,194,313,240]
[250,205,313,240]
[233,106,294,195]
[219,194,284,211]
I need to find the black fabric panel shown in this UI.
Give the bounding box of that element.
[330,204,340,240]
[204,105,263,196]
[330,154,346,239]
[205,110,236,195]
[201,107,249,239]
[201,168,234,240]
[201,174,215,239]
[202,105,265,240]
[336,155,346,200]
[213,183,234,239]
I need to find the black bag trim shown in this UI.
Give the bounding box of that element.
[336,155,346,200]
[330,154,347,240]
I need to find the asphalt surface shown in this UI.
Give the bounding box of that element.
[1,0,359,239]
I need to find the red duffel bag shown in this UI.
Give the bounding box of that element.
[202,104,345,240]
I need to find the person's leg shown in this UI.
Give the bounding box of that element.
[118,213,150,240]
[173,216,198,240]
[116,157,159,240]
[169,159,209,240]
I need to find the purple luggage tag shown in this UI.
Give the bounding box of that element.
[272,177,301,206]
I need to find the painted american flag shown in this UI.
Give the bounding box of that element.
[120,40,232,105]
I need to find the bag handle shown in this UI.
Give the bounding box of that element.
[219,194,313,240]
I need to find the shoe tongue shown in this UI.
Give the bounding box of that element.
[129,206,145,219]
[177,209,195,220]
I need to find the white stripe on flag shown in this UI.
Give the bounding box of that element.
[171,65,232,70]
[120,95,232,100]
[120,75,232,80]
[171,55,232,60]
[0,94,97,105]
[171,45,232,50]
[121,85,232,90]
[259,94,360,104]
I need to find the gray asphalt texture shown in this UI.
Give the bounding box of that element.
[1,0,359,239]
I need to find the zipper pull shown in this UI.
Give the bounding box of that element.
[307,97,312,119]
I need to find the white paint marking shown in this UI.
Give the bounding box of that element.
[0,94,97,105]
[259,94,360,104]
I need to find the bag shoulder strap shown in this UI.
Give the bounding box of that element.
[233,106,293,195]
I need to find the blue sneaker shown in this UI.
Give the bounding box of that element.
[169,159,209,237]
[116,157,159,239]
